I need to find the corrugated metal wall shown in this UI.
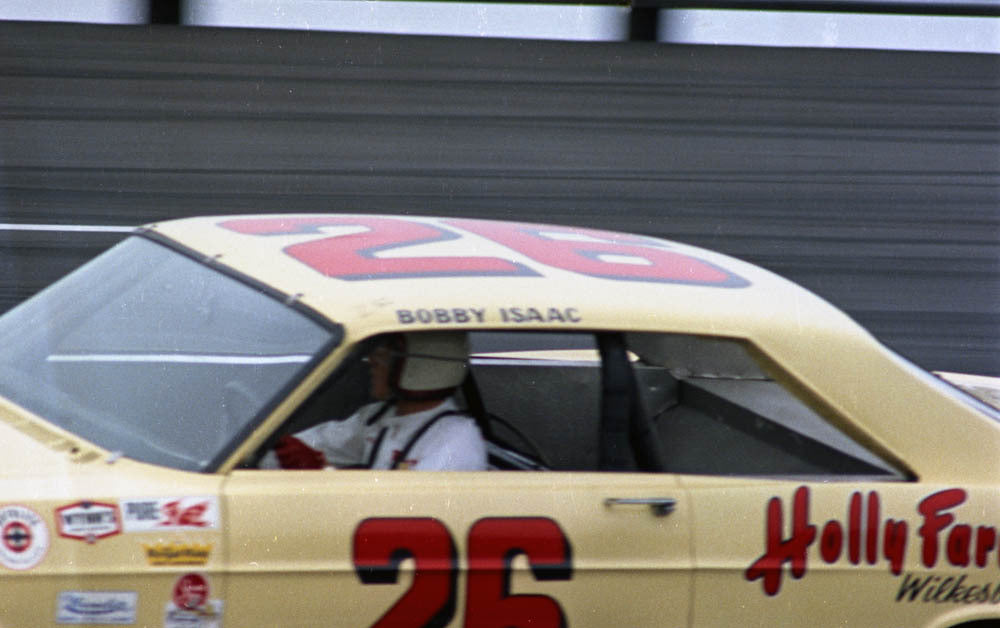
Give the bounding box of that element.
[1,21,998,373]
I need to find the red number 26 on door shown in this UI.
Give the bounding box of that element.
[353,517,572,628]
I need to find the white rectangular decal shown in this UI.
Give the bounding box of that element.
[121,497,219,532]
[56,501,121,543]
[164,600,223,628]
[56,591,137,625]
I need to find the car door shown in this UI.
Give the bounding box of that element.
[219,331,693,627]
[221,468,691,627]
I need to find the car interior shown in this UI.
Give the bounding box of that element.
[250,329,905,479]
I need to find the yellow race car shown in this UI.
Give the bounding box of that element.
[0,214,997,627]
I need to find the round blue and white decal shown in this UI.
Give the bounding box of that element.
[0,505,49,570]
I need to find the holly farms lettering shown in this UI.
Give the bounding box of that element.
[745,487,998,596]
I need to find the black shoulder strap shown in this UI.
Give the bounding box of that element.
[365,401,393,426]
[390,410,464,470]
[360,428,388,469]
[341,403,393,469]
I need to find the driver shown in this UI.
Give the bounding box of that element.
[265,331,487,471]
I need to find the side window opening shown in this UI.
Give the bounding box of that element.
[280,349,371,436]
[626,332,905,479]
[471,330,903,478]
[256,329,903,479]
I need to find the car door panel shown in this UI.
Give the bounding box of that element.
[223,470,692,627]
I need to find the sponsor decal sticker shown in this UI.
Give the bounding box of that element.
[55,501,121,543]
[745,486,1000,599]
[56,591,137,625]
[173,573,209,610]
[143,542,212,566]
[121,497,219,532]
[163,600,223,628]
[0,505,49,570]
[166,573,222,628]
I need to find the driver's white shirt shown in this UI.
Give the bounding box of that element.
[267,398,487,470]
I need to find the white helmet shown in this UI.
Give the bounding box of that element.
[389,332,469,399]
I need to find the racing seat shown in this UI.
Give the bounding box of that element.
[460,371,551,471]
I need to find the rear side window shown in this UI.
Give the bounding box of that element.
[469,331,903,478]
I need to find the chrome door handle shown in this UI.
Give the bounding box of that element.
[604,497,676,517]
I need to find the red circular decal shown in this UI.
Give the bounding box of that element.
[173,573,209,609]
[2,521,32,553]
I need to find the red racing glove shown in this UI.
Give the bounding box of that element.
[275,435,326,469]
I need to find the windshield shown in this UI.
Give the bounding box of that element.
[0,236,337,472]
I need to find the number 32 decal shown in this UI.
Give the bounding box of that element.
[219,215,747,287]
[353,517,572,628]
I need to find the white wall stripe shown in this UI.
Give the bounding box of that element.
[0,224,134,233]
[47,354,312,365]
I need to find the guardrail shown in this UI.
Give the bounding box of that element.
[635,0,1000,15]
[144,0,1000,40]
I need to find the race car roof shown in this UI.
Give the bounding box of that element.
[146,213,853,343]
